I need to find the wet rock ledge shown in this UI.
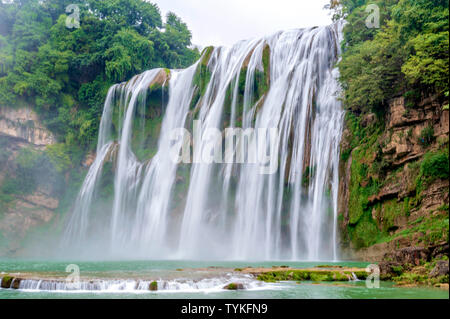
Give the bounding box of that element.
[235,266,369,282]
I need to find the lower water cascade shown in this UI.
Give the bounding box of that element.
[1,275,267,293]
[62,23,344,261]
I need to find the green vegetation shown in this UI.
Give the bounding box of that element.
[382,198,411,231]
[346,144,448,248]
[302,166,316,187]
[416,148,449,195]
[262,45,270,84]
[0,0,199,220]
[341,112,389,247]
[390,256,450,286]
[192,46,214,100]
[223,283,244,290]
[0,129,88,217]
[46,143,73,173]
[256,44,271,101]
[0,146,67,201]
[256,269,368,282]
[344,114,383,219]
[130,83,167,162]
[377,209,448,246]
[193,44,270,128]
[419,149,449,180]
[329,0,449,113]
[348,212,379,248]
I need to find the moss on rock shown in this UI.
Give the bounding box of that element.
[149,281,158,291]
[1,275,14,288]
[255,269,367,282]
[190,46,214,110]
[11,277,22,289]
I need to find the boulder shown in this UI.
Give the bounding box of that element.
[149,281,158,291]
[430,261,449,278]
[361,113,376,127]
[378,261,403,280]
[1,276,13,288]
[223,283,245,290]
[391,247,429,266]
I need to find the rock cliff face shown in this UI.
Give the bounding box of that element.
[338,95,449,262]
[0,85,448,263]
[0,107,59,256]
[0,106,56,146]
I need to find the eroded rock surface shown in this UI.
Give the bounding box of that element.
[338,94,449,263]
[0,106,56,146]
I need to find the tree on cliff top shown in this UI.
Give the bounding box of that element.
[0,0,200,151]
[328,0,449,113]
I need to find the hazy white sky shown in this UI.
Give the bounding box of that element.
[152,0,333,48]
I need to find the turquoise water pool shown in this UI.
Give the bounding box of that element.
[0,259,448,299]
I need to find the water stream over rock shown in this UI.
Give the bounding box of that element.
[62,23,344,261]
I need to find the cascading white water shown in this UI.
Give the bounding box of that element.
[110,69,164,251]
[62,23,344,261]
[12,275,266,293]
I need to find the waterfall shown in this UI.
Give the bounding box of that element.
[62,23,344,261]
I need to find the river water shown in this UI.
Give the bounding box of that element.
[0,260,447,299]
